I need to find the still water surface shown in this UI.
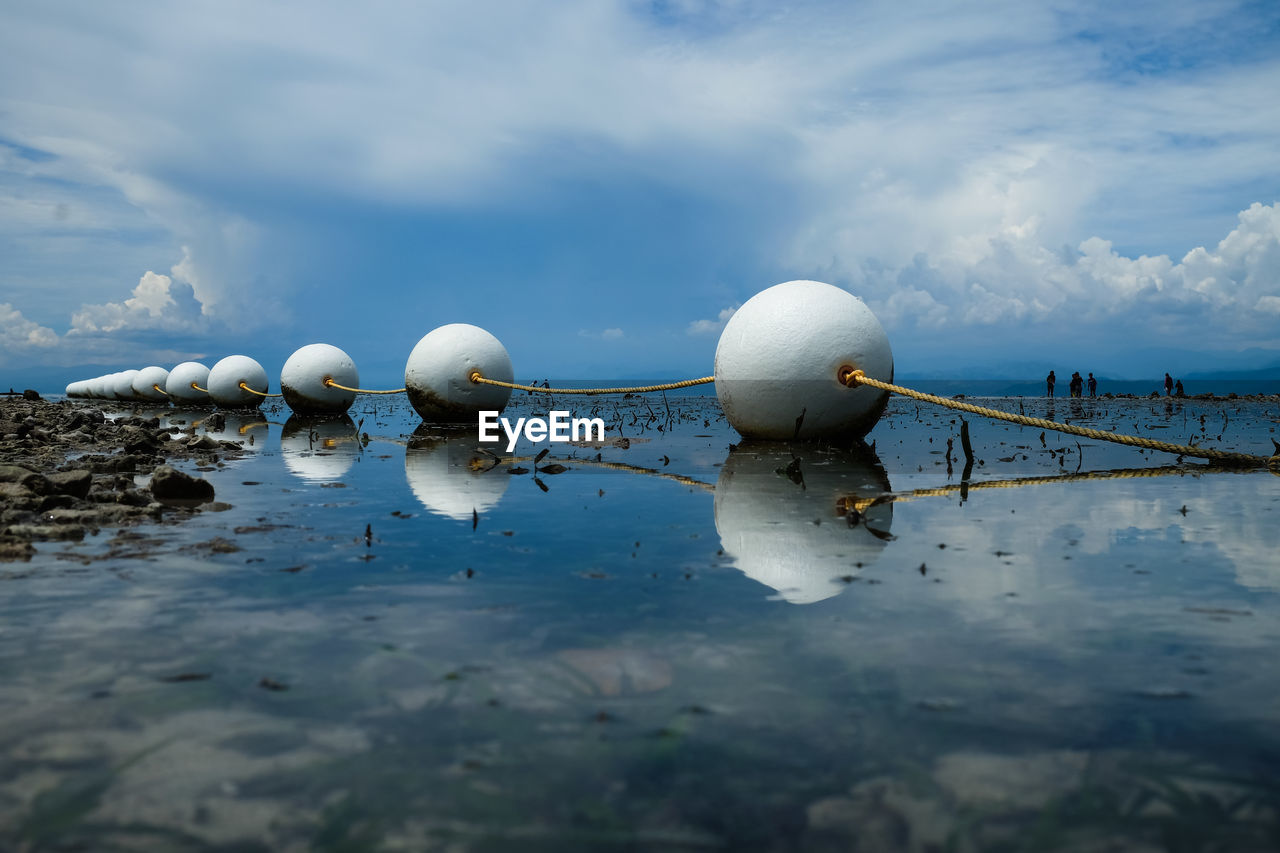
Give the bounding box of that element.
[3,392,1280,851]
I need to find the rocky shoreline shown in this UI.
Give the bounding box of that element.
[0,397,245,562]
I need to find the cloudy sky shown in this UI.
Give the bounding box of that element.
[2,0,1279,387]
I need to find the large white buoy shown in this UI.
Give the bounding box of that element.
[405,428,510,520]
[166,362,211,404]
[280,343,358,414]
[404,323,513,423]
[715,443,892,604]
[207,355,269,409]
[714,280,893,441]
[132,366,171,403]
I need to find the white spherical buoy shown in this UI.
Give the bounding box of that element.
[87,375,110,398]
[166,362,211,403]
[131,366,171,403]
[207,355,270,408]
[65,381,83,398]
[714,280,893,441]
[404,323,513,423]
[96,372,116,399]
[280,343,359,414]
[109,370,139,401]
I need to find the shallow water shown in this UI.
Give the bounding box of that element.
[3,392,1280,851]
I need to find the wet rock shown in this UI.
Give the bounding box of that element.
[38,494,79,512]
[0,537,35,561]
[3,523,85,541]
[117,488,154,507]
[0,465,51,495]
[46,469,92,498]
[22,389,41,401]
[0,482,40,509]
[187,435,220,451]
[1,508,33,525]
[149,465,215,503]
[118,425,160,455]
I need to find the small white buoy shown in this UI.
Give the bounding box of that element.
[166,362,211,403]
[86,375,110,398]
[404,323,513,423]
[111,370,140,401]
[208,355,270,408]
[714,280,893,440]
[280,343,358,414]
[91,373,113,399]
[132,366,171,403]
[65,381,84,398]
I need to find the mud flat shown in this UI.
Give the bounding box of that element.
[0,396,245,562]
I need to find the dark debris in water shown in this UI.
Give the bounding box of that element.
[158,672,211,683]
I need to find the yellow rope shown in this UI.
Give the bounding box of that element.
[840,465,1229,515]
[843,369,1276,468]
[191,383,209,393]
[469,373,715,395]
[239,382,283,398]
[152,383,170,396]
[560,457,716,491]
[323,378,406,395]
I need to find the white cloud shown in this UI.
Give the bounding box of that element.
[811,201,1280,357]
[0,303,58,361]
[687,305,739,335]
[69,266,206,336]
[0,1,1276,375]
[579,327,626,340]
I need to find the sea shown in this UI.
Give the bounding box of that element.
[3,388,1279,850]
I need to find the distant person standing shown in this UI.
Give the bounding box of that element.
[1088,372,1097,397]
[1046,370,1056,397]
[1164,373,1174,396]
[1175,379,1184,397]
[1069,372,1083,397]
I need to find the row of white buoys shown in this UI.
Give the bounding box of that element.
[60,281,895,440]
[66,355,270,408]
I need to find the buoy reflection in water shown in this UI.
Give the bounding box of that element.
[202,412,270,452]
[715,442,893,604]
[281,415,360,482]
[405,426,509,520]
